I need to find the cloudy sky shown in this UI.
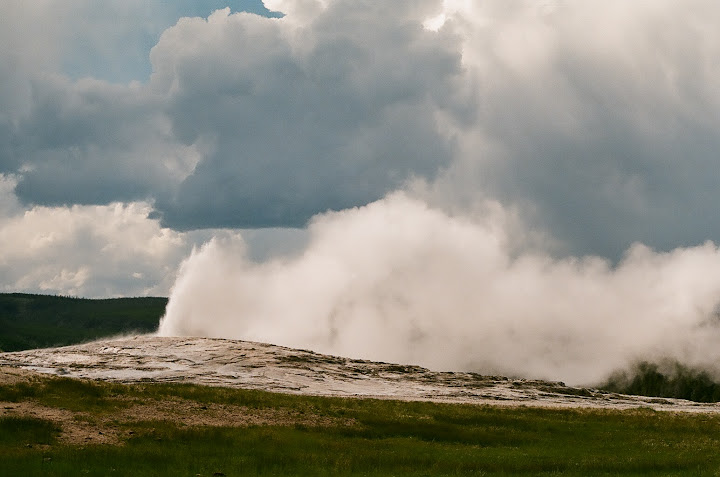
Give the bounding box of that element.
[2,0,720,298]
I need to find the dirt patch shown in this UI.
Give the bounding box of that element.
[1,398,351,446]
[0,400,119,445]
[0,366,44,386]
[117,398,350,428]
[0,368,353,446]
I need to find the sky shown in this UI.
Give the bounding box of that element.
[2,0,720,299]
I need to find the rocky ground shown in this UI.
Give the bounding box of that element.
[2,335,719,413]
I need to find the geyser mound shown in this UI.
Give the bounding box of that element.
[2,334,720,412]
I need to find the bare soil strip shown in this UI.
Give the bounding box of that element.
[1,367,353,445]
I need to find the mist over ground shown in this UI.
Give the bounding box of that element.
[158,194,720,386]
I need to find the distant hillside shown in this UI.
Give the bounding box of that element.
[0,293,167,352]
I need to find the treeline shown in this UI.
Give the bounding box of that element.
[601,361,720,403]
[0,293,167,352]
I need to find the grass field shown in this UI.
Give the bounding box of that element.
[2,372,720,476]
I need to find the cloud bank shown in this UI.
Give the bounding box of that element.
[0,174,195,297]
[4,0,720,255]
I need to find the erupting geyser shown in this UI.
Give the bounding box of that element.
[158,194,720,386]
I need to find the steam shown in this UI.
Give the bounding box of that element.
[158,193,720,386]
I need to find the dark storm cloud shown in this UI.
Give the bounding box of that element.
[6,76,195,207]
[149,2,462,229]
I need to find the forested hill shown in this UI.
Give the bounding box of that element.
[0,293,167,352]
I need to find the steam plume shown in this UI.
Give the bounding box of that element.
[158,193,720,385]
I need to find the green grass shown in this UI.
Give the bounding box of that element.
[0,416,60,446]
[0,376,130,413]
[3,375,720,476]
[0,293,167,352]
